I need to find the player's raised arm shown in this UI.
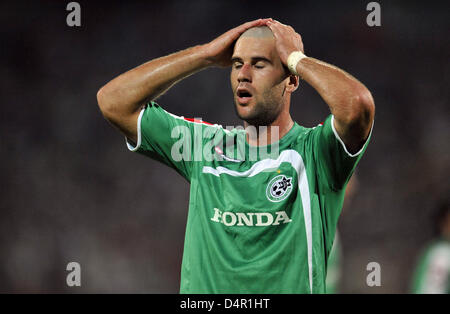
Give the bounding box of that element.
[96,19,271,143]
[266,20,375,154]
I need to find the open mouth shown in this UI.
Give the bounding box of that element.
[236,88,253,104]
[237,90,252,98]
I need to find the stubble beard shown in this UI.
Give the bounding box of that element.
[235,91,283,128]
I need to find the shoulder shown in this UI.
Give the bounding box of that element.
[287,120,325,147]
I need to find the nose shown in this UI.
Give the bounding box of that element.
[237,63,252,83]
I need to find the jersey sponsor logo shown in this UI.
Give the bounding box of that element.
[266,175,293,202]
[210,208,292,227]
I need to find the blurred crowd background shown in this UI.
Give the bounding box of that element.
[1,0,448,293]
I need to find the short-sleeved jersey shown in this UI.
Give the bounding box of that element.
[126,101,373,293]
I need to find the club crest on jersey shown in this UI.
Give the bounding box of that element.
[266,175,293,202]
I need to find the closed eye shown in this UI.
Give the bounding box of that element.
[232,61,243,69]
[253,60,268,69]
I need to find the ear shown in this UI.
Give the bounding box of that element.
[285,75,299,93]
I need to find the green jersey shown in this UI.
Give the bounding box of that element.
[325,231,342,294]
[126,102,372,293]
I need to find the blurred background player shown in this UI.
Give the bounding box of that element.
[410,200,450,293]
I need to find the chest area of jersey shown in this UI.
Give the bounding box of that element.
[200,157,303,208]
[197,148,309,229]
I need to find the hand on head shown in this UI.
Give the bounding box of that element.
[265,20,305,66]
[203,18,303,71]
[203,18,274,67]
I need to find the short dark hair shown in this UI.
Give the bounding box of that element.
[433,198,450,236]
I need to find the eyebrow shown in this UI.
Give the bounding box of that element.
[231,56,272,64]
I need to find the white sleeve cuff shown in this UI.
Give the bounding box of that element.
[331,115,374,158]
[125,108,146,152]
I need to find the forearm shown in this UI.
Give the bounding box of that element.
[97,45,210,117]
[265,19,374,152]
[296,57,374,126]
[296,57,374,152]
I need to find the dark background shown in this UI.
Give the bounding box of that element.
[0,0,448,293]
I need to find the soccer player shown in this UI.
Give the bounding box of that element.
[97,19,375,293]
[411,200,450,293]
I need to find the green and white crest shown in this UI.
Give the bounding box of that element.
[266,175,293,202]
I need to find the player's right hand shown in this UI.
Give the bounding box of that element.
[202,18,272,67]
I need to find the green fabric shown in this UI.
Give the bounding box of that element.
[411,239,450,294]
[128,102,371,293]
[326,231,342,293]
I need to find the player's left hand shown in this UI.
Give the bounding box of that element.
[266,20,304,67]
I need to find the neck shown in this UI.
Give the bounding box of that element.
[244,110,294,146]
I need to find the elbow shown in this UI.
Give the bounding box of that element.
[359,89,375,124]
[96,86,115,120]
[360,89,375,115]
[348,88,375,126]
